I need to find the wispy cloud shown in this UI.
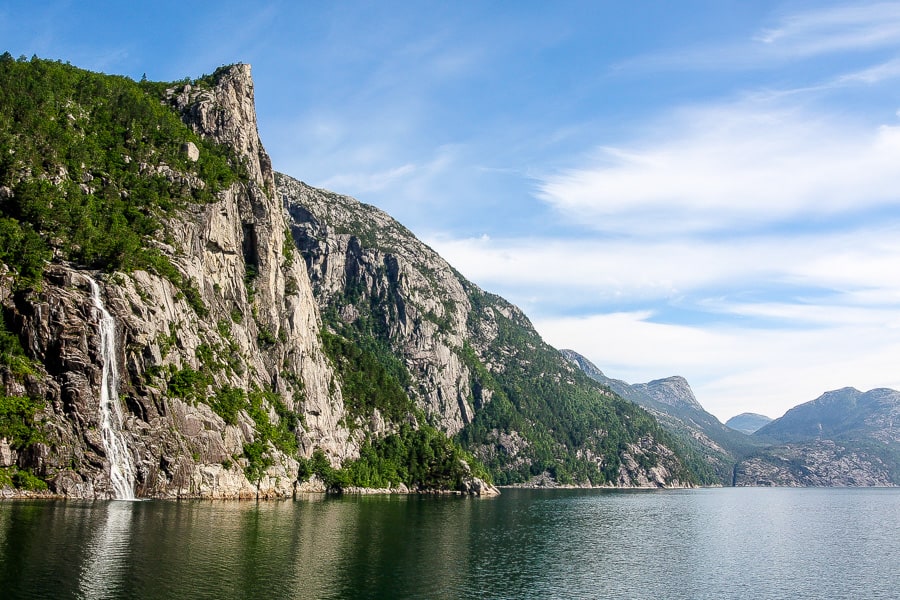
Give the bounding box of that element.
[317,143,463,207]
[756,2,900,56]
[427,225,900,313]
[709,300,900,328]
[535,98,900,235]
[617,2,900,72]
[321,163,417,194]
[833,56,900,84]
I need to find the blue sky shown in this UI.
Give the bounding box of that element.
[4,1,900,420]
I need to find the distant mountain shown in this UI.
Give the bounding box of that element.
[734,388,900,486]
[563,348,900,488]
[560,350,762,485]
[755,387,900,443]
[725,413,772,435]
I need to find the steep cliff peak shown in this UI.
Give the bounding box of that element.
[634,376,703,412]
[559,350,703,413]
[168,63,274,192]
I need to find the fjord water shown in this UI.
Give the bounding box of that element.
[1,488,898,599]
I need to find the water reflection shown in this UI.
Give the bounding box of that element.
[77,501,135,600]
[330,495,482,598]
[1,489,898,599]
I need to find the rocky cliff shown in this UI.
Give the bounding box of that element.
[282,179,475,435]
[1,61,353,498]
[0,57,694,498]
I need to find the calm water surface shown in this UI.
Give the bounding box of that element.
[1,487,898,599]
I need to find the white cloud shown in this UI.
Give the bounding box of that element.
[427,225,900,308]
[616,3,900,73]
[322,163,416,195]
[706,300,900,328]
[535,100,900,235]
[835,57,900,84]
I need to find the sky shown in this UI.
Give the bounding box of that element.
[4,1,900,421]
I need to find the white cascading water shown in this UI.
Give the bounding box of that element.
[86,275,136,500]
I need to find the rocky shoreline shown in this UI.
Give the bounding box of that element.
[0,480,501,500]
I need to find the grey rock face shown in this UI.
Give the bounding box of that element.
[281,178,477,435]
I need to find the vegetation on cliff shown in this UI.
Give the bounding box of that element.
[320,320,492,489]
[0,54,243,290]
[0,302,45,489]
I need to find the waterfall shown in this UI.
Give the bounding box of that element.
[86,275,136,500]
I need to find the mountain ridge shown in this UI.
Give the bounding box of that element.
[734,387,900,486]
[280,176,696,487]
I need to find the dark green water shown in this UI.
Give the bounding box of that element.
[1,487,898,599]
